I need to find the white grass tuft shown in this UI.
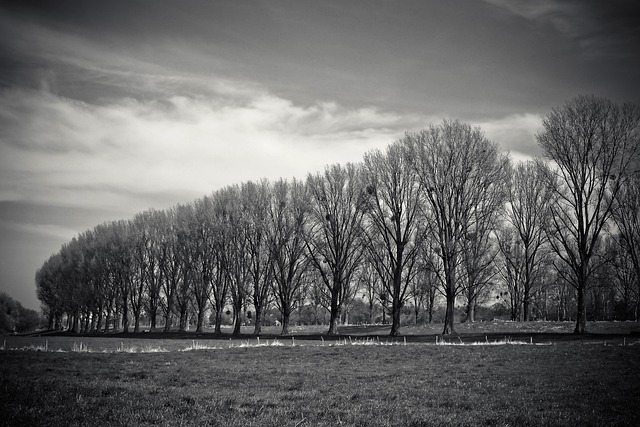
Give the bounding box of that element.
[435,336,552,346]
[139,344,169,353]
[181,340,220,351]
[72,342,89,352]
[331,337,403,347]
[230,339,285,348]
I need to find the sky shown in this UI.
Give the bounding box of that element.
[1,0,639,310]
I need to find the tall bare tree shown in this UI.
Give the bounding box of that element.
[460,208,501,323]
[504,160,553,320]
[224,185,253,336]
[268,178,310,335]
[172,204,196,332]
[144,209,165,331]
[240,180,274,335]
[306,163,368,335]
[159,207,183,332]
[190,198,214,333]
[537,95,640,334]
[362,141,423,336]
[611,172,640,320]
[406,120,510,334]
[206,189,233,334]
[107,220,135,333]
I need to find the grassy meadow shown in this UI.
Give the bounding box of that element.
[2,321,640,426]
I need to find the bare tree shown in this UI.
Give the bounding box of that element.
[173,204,196,332]
[107,220,135,333]
[611,172,640,320]
[537,95,640,334]
[206,188,233,335]
[306,163,367,335]
[496,225,525,320]
[362,142,423,336]
[504,160,554,320]
[406,120,510,334]
[356,260,382,324]
[268,178,310,335]
[159,207,183,332]
[129,212,151,333]
[143,209,165,331]
[239,180,274,335]
[190,198,214,333]
[460,189,504,323]
[221,185,253,336]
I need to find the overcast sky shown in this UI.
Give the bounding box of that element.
[1,0,639,310]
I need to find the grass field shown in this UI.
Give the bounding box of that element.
[2,322,640,426]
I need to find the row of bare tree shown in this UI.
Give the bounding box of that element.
[36,95,640,335]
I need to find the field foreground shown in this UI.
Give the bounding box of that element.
[2,325,640,426]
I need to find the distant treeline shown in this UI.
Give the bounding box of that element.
[35,96,640,336]
[0,292,42,333]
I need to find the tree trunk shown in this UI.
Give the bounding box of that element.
[281,311,291,335]
[133,311,141,333]
[465,302,475,323]
[148,300,158,331]
[253,306,263,336]
[328,310,340,335]
[196,309,205,333]
[443,292,455,335]
[163,301,173,333]
[179,309,188,332]
[574,284,587,334]
[122,302,129,334]
[442,253,456,335]
[390,304,401,336]
[390,274,402,336]
[232,299,242,336]
[214,309,223,335]
[523,287,531,321]
[327,289,340,335]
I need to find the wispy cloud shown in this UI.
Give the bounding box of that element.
[0,83,419,213]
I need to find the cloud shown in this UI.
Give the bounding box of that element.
[0,82,420,217]
[475,113,545,161]
[1,84,547,218]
